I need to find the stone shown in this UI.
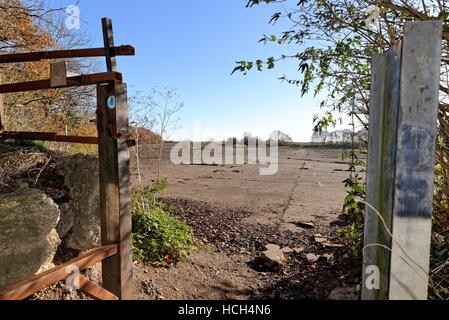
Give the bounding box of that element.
[297,221,315,229]
[259,244,286,271]
[293,247,305,254]
[281,247,294,254]
[314,236,328,244]
[323,253,334,263]
[59,154,100,251]
[56,203,73,240]
[264,244,281,251]
[306,253,320,263]
[327,287,359,300]
[0,184,61,287]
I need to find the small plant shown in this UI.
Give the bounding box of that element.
[339,148,366,262]
[131,178,195,264]
[338,223,364,260]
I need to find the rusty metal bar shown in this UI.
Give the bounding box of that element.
[0,45,135,64]
[0,245,119,300]
[0,131,98,145]
[0,72,122,94]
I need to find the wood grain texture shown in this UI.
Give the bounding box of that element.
[115,82,133,300]
[79,275,119,300]
[0,72,122,94]
[0,45,134,64]
[363,46,401,300]
[363,53,387,300]
[0,73,3,132]
[97,82,133,300]
[97,83,121,298]
[102,18,118,72]
[0,245,118,300]
[0,131,98,144]
[50,61,67,87]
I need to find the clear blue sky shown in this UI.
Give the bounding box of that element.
[56,0,349,141]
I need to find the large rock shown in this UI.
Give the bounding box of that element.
[0,185,61,288]
[58,154,100,251]
[258,244,287,271]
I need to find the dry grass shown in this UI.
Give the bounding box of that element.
[0,141,50,191]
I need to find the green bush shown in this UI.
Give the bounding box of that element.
[131,179,194,264]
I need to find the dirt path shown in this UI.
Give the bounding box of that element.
[131,145,361,300]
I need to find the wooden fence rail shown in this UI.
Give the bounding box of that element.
[0,17,134,301]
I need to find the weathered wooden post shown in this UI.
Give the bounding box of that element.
[388,21,442,300]
[362,21,442,300]
[363,44,401,300]
[0,74,4,132]
[98,18,133,300]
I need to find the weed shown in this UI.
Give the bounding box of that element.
[131,178,195,264]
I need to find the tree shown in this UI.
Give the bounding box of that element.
[236,0,449,208]
[0,0,97,152]
[152,88,183,179]
[236,1,449,130]
[311,130,331,144]
[269,130,292,143]
[239,1,449,298]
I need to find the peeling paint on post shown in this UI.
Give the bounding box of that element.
[363,21,442,300]
[389,21,442,300]
[0,74,3,131]
[363,45,401,300]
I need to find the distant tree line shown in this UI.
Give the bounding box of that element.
[225,130,293,146]
[311,129,367,144]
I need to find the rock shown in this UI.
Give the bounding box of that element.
[327,287,359,300]
[0,185,61,287]
[293,247,305,254]
[281,247,294,254]
[306,253,320,263]
[59,154,100,251]
[259,244,286,271]
[323,254,334,263]
[314,236,328,244]
[264,244,280,251]
[297,221,315,229]
[56,203,73,240]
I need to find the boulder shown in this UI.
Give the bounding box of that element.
[58,154,100,251]
[0,185,61,287]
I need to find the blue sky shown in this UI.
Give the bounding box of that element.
[55,0,349,141]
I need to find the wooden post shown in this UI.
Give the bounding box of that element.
[363,45,401,300]
[363,21,442,300]
[389,21,442,300]
[50,61,68,88]
[102,17,118,73]
[0,73,4,132]
[97,82,133,299]
[98,17,133,300]
[363,53,387,300]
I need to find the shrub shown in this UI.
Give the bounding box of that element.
[131,178,194,264]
